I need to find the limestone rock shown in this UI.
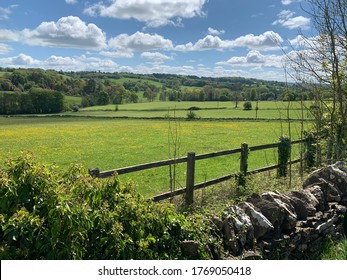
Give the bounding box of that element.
[305,178,342,203]
[305,185,325,211]
[238,201,274,239]
[222,215,240,255]
[227,205,254,241]
[242,250,263,260]
[303,162,347,199]
[288,189,318,219]
[247,192,297,231]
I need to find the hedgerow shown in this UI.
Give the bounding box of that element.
[0,152,211,260]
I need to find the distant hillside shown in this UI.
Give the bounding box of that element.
[0,68,311,113]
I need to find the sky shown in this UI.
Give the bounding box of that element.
[0,0,313,81]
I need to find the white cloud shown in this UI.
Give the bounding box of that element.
[29,16,107,49]
[217,50,284,69]
[273,9,310,30]
[45,55,77,67]
[281,0,301,5]
[282,16,310,30]
[208,27,225,36]
[0,53,40,66]
[65,0,78,4]
[0,5,18,20]
[192,35,227,50]
[0,29,20,41]
[0,53,119,72]
[289,34,316,47]
[231,31,283,50]
[0,16,107,50]
[282,0,293,5]
[99,51,134,59]
[141,51,173,60]
[0,43,12,54]
[176,31,283,51]
[84,0,207,27]
[108,31,174,53]
[45,55,118,72]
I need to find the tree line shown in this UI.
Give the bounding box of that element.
[0,88,64,114]
[0,67,311,114]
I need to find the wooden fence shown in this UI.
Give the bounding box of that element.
[89,138,307,206]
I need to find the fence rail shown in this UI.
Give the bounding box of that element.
[89,138,308,206]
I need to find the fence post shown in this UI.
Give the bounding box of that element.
[185,152,195,207]
[305,133,316,168]
[278,136,291,177]
[239,143,248,185]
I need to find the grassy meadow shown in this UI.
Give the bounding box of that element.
[0,113,310,197]
[69,100,312,120]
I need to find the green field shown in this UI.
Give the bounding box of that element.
[64,95,83,107]
[74,100,312,120]
[0,116,310,197]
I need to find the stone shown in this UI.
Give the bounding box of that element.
[222,216,240,255]
[242,250,263,260]
[315,218,335,234]
[247,192,297,231]
[303,162,347,198]
[305,179,342,203]
[288,189,318,219]
[227,205,254,243]
[180,240,200,259]
[289,196,316,220]
[290,189,319,208]
[238,201,274,239]
[305,185,325,211]
[330,203,347,214]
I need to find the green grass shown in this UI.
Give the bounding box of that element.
[64,95,82,107]
[109,77,163,87]
[82,101,312,111]
[0,116,309,197]
[72,108,309,119]
[320,237,347,260]
[77,101,312,119]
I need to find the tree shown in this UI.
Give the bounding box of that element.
[83,79,97,95]
[29,88,64,113]
[231,91,243,108]
[286,0,347,162]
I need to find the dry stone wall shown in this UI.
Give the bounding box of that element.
[201,162,347,259]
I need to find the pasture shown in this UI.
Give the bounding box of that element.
[0,115,310,197]
[75,100,312,120]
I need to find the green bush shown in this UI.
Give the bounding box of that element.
[0,152,211,260]
[187,110,198,120]
[243,101,252,110]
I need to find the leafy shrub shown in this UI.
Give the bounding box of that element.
[71,104,79,112]
[187,110,198,120]
[187,106,200,111]
[243,101,252,110]
[0,152,212,260]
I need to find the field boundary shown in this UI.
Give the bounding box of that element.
[89,139,307,205]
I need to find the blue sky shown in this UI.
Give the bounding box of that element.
[0,0,312,81]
